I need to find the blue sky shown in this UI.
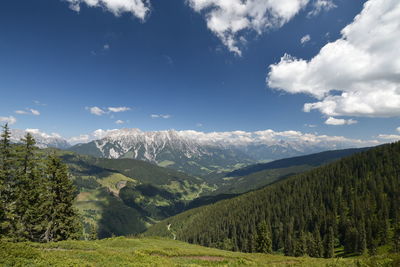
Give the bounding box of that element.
[0,0,399,143]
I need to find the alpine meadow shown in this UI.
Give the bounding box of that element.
[1,0,400,266]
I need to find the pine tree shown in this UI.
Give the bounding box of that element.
[256,221,272,253]
[42,154,81,242]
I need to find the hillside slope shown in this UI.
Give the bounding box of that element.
[145,142,400,257]
[52,150,212,238]
[2,237,397,266]
[205,147,370,195]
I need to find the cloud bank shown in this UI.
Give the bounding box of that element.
[267,0,400,119]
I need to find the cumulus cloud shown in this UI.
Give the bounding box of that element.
[268,0,400,118]
[115,120,125,124]
[87,106,106,116]
[68,129,120,144]
[397,127,400,133]
[307,0,336,17]
[68,134,91,144]
[151,114,171,119]
[87,106,130,115]
[325,117,357,125]
[300,34,311,44]
[187,0,310,55]
[108,106,131,113]
[0,116,17,125]
[15,109,40,116]
[65,0,151,20]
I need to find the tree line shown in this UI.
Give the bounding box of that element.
[146,141,400,257]
[0,124,80,242]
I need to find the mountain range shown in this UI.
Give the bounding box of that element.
[68,128,375,176]
[10,128,377,176]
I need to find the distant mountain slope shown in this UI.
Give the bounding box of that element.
[145,142,400,257]
[69,128,374,176]
[52,150,212,238]
[205,147,371,195]
[11,129,70,149]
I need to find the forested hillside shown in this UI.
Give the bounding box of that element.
[146,142,400,257]
[205,147,369,195]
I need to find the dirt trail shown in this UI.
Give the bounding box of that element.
[167,223,176,240]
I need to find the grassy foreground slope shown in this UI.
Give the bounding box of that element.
[1,237,397,267]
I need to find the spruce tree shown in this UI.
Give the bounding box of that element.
[15,133,48,241]
[256,221,272,253]
[0,124,17,238]
[42,154,81,242]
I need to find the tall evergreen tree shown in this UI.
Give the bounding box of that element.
[43,154,80,242]
[255,221,272,253]
[0,123,17,238]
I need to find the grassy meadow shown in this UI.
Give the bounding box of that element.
[2,237,398,266]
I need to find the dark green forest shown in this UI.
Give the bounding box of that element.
[0,124,80,242]
[146,142,400,258]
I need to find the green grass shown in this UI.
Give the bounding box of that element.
[1,237,398,266]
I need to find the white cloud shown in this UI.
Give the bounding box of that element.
[30,109,40,116]
[187,0,310,55]
[300,34,311,44]
[325,117,357,125]
[25,129,61,139]
[103,44,110,50]
[151,114,171,119]
[397,127,400,133]
[108,106,131,113]
[377,134,400,141]
[87,106,131,116]
[65,0,151,20]
[268,0,400,118]
[307,0,336,17]
[0,116,17,125]
[304,124,317,128]
[68,134,91,144]
[115,120,125,124]
[15,109,40,116]
[87,106,106,116]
